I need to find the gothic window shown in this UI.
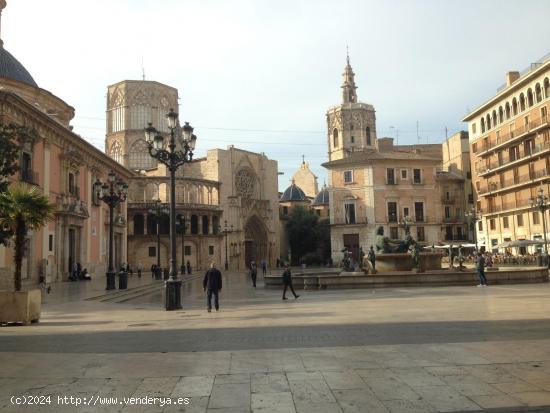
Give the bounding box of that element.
[366,127,371,146]
[527,88,534,107]
[109,140,123,164]
[110,106,125,133]
[535,83,542,102]
[544,78,550,99]
[505,102,511,119]
[202,215,209,235]
[235,169,256,198]
[129,140,155,170]
[512,98,518,115]
[130,104,151,130]
[147,215,157,235]
[480,118,485,133]
[519,93,525,111]
[333,129,339,148]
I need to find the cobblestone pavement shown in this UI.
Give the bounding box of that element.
[1,270,550,412]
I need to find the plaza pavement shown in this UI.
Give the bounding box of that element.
[1,270,550,412]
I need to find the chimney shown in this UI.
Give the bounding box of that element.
[506,71,520,87]
[378,137,394,152]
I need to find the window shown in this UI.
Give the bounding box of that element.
[390,227,398,239]
[468,193,474,204]
[533,211,540,225]
[542,106,548,120]
[416,227,425,241]
[333,129,339,148]
[414,202,424,222]
[190,215,199,234]
[344,202,356,224]
[366,127,372,146]
[387,202,397,222]
[20,152,32,182]
[48,234,53,252]
[403,207,409,217]
[472,123,476,134]
[134,214,144,235]
[413,169,422,184]
[202,215,209,235]
[129,139,155,170]
[444,206,451,219]
[503,216,509,229]
[456,208,461,219]
[401,170,407,179]
[208,246,214,256]
[283,206,288,215]
[457,227,463,239]
[387,168,395,185]
[478,221,483,231]
[343,170,353,184]
[472,143,477,153]
[350,136,355,144]
[148,247,156,257]
[185,246,191,256]
[147,214,158,235]
[520,93,526,111]
[517,213,524,227]
[109,140,123,164]
[110,106,125,133]
[489,219,496,230]
[316,209,321,216]
[129,104,151,130]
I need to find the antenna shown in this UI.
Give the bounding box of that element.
[445,126,448,140]
[302,154,305,165]
[416,121,420,144]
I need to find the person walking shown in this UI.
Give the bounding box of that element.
[476,252,488,287]
[151,264,156,279]
[261,259,267,276]
[186,260,192,275]
[249,261,258,288]
[137,262,143,278]
[367,246,376,273]
[282,264,300,300]
[203,262,222,312]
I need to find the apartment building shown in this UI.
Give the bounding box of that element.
[463,53,550,253]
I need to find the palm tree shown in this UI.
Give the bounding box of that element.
[0,183,55,291]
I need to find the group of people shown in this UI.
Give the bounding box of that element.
[201,259,300,312]
[69,262,91,281]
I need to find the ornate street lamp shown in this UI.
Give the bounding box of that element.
[218,220,234,271]
[464,208,482,252]
[530,188,549,267]
[144,110,196,310]
[94,171,128,290]
[148,199,169,280]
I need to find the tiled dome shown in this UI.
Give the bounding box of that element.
[312,186,329,205]
[0,47,38,88]
[280,182,306,202]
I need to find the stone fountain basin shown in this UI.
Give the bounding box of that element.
[375,252,443,272]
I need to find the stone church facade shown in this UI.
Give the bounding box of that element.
[105,80,279,272]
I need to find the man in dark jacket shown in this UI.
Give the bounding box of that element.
[476,252,488,287]
[250,261,258,288]
[282,265,300,300]
[203,262,223,312]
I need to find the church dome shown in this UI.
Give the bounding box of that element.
[312,186,329,205]
[0,47,38,88]
[280,181,306,202]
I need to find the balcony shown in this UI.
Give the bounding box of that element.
[384,215,428,223]
[476,115,549,157]
[443,217,463,223]
[482,198,533,215]
[478,169,548,196]
[476,141,550,177]
[68,185,80,199]
[20,169,39,186]
[331,217,368,225]
[441,196,456,204]
[444,235,469,241]
[412,179,424,185]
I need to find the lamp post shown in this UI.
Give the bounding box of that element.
[94,171,128,290]
[148,199,168,279]
[464,208,482,252]
[530,188,549,267]
[218,220,234,271]
[144,110,196,310]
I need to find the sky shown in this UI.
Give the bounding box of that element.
[3,0,550,190]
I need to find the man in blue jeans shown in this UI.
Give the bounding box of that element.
[203,262,222,312]
[476,252,488,287]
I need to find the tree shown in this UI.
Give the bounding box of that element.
[0,123,24,193]
[0,184,55,291]
[0,123,25,246]
[286,206,320,265]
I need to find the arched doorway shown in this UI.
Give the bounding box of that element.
[243,215,268,267]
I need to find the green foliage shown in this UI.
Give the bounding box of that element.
[0,183,55,291]
[0,123,24,193]
[286,206,331,265]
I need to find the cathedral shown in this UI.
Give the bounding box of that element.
[105,80,280,272]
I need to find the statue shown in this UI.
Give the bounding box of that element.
[358,247,365,270]
[375,226,415,254]
[340,248,353,272]
[457,244,465,271]
[410,241,422,272]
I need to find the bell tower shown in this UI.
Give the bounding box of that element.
[326,52,378,161]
